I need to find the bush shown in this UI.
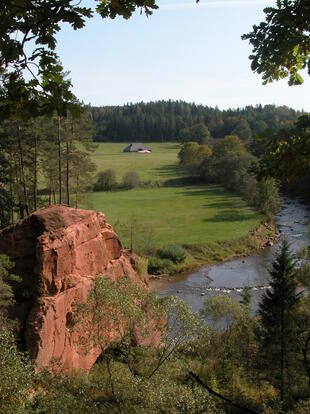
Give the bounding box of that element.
[123,171,141,189]
[157,245,187,264]
[255,178,281,216]
[93,169,117,191]
[0,328,33,414]
[133,255,148,277]
[148,257,175,275]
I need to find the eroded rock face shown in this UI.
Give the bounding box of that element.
[0,205,152,372]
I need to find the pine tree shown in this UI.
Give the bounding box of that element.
[0,144,12,228]
[258,240,299,403]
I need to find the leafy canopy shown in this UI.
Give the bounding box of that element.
[242,0,310,85]
[257,114,310,180]
[0,1,159,118]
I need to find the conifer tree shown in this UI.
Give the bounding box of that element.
[258,240,299,403]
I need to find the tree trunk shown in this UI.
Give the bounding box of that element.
[19,202,24,219]
[189,371,261,414]
[104,356,123,414]
[58,116,62,204]
[66,139,71,206]
[130,223,133,252]
[66,119,74,207]
[13,155,24,219]
[9,156,14,224]
[75,175,79,209]
[18,125,29,216]
[280,306,285,402]
[34,132,38,211]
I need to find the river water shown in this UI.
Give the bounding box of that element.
[151,197,310,313]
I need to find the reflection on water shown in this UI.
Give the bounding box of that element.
[152,197,310,313]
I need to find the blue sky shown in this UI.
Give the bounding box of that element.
[56,0,310,111]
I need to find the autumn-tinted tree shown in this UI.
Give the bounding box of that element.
[212,135,246,158]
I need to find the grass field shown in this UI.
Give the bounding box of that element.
[92,142,183,183]
[89,142,262,253]
[91,185,261,249]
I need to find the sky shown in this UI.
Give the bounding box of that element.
[55,0,310,111]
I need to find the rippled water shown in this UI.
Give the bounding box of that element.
[151,197,310,313]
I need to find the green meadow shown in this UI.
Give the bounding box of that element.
[91,142,183,183]
[92,186,260,247]
[90,143,262,251]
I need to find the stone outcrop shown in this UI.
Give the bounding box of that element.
[0,205,154,372]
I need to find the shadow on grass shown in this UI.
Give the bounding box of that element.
[163,177,203,187]
[205,199,246,209]
[204,210,258,222]
[152,164,183,177]
[176,186,226,198]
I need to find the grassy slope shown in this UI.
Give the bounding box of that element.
[90,142,262,251]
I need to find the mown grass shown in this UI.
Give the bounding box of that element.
[91,142,183,183]
[88,142,268,274]
[91,185,261,248]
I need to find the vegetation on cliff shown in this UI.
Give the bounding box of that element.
[1,242,310,413]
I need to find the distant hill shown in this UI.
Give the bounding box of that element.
[91,100,303,142]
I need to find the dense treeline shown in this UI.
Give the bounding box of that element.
[91,101,302,142]
[178,135,281,218]
[177,112,310,214]
[254,114,310,203]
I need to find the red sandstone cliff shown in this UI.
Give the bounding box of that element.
[0,205,154,372]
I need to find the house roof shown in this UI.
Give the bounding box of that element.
[123,143,150,152]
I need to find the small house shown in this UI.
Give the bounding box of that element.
[123,143,152,153]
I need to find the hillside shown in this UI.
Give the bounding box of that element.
[91,101,302,142]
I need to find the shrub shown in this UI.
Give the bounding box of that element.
[157,245,187,264]
[289,400,310,414]
[0,328,33,413]
[123,171,141,189]
[94,169,117,191]
[148,257,175,275]
[255,178,281,216]
[133,255,148,277]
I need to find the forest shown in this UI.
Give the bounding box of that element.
[0,107,96,228]
[91,101,302,142]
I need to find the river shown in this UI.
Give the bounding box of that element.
[151,197,310,313]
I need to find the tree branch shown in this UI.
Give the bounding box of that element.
[188,371,261,414]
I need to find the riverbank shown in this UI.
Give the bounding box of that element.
[151,197,310,313]
[149,220,278,284]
